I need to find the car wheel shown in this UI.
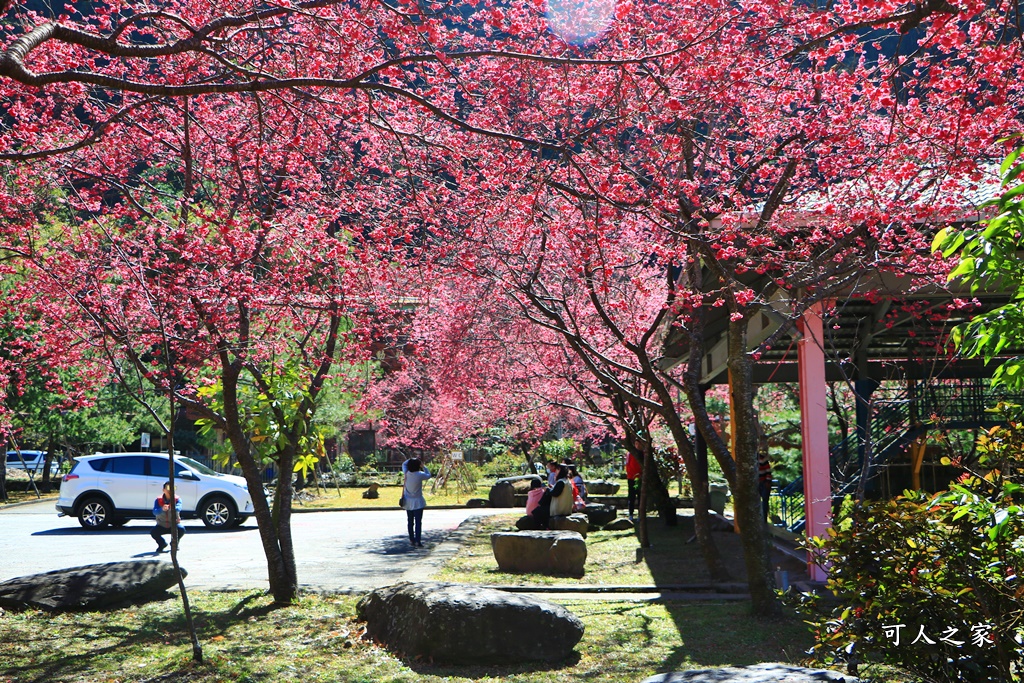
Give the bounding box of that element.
[201,496,236,529]
[78,497,112,529]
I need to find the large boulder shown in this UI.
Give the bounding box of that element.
[586,480,620,495]
[515,514,542,531]
[581,503,617,526]
[357,581,584,663]
[708,512,735,532]
[549,513,589,537]
[488,480,516,508]
[515,514,589,535]
[495,474,543,486]
[492,530,587,577]
[0,560,184,611]
[641,663,858,682]
[510,479,536,493]
[604,517,636,531]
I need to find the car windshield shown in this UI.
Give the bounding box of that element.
[177,457,220,476]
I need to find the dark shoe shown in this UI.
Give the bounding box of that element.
[156,541,167,553]
[416,541,424,548]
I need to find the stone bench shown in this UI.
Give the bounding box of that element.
[491,530,587,577]
[357,581,584,663]
[585,480,620,495]
[515,512,589,536]
[0,560,184,611]
[489,475,544,508]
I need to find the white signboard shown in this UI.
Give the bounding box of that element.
[140,432,151,449]
[450,450,463,461]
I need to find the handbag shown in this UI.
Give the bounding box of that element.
[399,472,407,509]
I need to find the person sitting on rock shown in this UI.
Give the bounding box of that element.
[545,460,559,487]
[569,465,587,505]
[549,465,574,519]
[525,478,546,518]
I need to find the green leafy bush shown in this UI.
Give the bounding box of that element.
[537,438,579,463]
[795,403,1024,682]
[479,451,528,478]
[330,452,355,474]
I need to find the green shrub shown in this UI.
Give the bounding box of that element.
[537,438,579,463]
[795,403,1024,682]
[330,452,355,474]
[480,451,529,478]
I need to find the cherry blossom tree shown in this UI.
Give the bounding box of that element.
[366,276,599,458]
[2,0,1022,618]
[0,81,429,602]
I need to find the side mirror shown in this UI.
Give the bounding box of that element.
[179,470,199,480]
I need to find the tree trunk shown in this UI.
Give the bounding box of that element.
[518,441,538,475]
[220,368,298,604]
[580,436,593,464]
[636,444,650,548]
[165,407,203,663]
[727,315,781,617]
[661,413,732,581]
[41,435,57,493]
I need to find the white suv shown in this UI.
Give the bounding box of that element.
[57,452,262,530]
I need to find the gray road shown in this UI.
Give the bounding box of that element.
[0,500,508,592]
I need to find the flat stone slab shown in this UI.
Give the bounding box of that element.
[492,530,587,577]
[0,560,184,611]
[642,663,859,682]
[581,503,616,526]
[550,512,589,537]
[604,517,635,531]
[357,581,584,663]
[587,481,620,495]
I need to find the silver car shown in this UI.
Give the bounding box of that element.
[5,450,61,478]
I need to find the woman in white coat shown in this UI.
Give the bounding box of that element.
[549,465,574,518]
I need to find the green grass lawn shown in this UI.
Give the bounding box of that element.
[0,488,59,507]
[295,481,492,509]
[0,590,819,683]
[436,513,777,587]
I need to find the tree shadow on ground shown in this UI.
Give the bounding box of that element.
[402,651,583,678]
[562,598,813,676]
[640,512,808,586]
[629,513,815,672]
[3,591,280,683]
[32,525,258,537]
[374,530,445,555]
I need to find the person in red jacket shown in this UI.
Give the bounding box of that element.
[625,448,642,520]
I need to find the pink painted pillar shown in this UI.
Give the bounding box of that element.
[798,301,831,581]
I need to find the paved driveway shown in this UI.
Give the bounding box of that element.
[0,500,509,592]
